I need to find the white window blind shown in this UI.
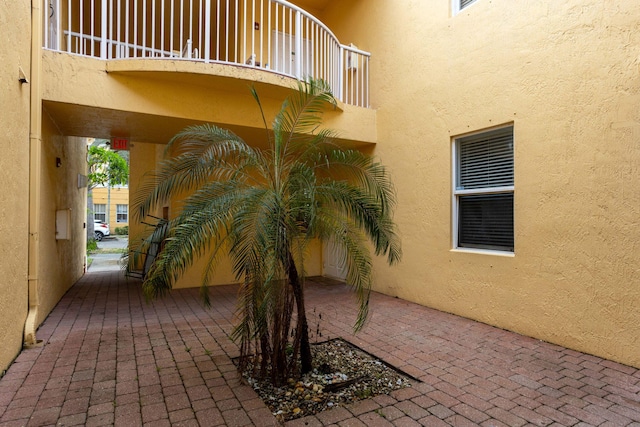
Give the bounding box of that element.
[457,128,514,190]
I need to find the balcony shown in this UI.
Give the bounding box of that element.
[43,0,370,108]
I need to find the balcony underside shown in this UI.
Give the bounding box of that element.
[41,51,376,146]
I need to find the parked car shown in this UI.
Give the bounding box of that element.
[94,220,110,241]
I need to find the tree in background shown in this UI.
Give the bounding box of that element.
[133,79,401,385]
[87,145,129,241]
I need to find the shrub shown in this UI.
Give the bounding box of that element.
[115,226,129,235]
[87,238,98,252]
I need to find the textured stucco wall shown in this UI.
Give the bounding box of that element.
[322,0,640,367]
[0,0,31,373]
[36,115,88,325]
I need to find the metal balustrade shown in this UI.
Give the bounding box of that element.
[43,0,370,107]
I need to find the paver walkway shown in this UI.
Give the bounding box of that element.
[1,271,639,426]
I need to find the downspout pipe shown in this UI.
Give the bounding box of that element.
[24,0,43,348]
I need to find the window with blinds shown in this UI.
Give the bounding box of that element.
[454,126,514,252]
[94,204,106,223]
[116,204,128,223]
[454,0,479,14]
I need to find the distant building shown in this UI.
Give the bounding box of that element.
[92,186,129,230]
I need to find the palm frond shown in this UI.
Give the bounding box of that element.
[272,79,336,156]
[133,124,257,222]
[312,208,373,330]
[141,182,248,298]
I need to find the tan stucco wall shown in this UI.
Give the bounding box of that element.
[323,0,640,367]
[93,186,130,228]
[0,0,31,373]
[36,115,88,325]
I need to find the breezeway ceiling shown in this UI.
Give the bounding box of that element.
[43,101,271,148]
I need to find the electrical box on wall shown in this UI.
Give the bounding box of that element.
[56,209,71,240]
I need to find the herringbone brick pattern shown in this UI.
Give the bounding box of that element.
[0,271,639,426]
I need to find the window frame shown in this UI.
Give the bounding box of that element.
[451,125,515,255]
[94,204,106,223]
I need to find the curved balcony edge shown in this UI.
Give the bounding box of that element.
[43,0,371,108]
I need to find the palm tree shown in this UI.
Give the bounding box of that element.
[132,79,401,385]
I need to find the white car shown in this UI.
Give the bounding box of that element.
[94,220,110,241]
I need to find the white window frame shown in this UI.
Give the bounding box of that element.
[116,204,128,223]
[453,0,479,15]
[94,204,106,223]
[452,125,515,255]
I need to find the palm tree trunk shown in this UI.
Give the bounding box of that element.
[286,252,312,374]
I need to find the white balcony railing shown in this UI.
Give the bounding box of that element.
[43,0,370,108]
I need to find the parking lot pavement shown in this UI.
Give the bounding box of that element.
[97,235,128,249]
[88,236,128,272]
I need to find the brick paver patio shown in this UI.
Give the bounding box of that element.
[1,271,639,426]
